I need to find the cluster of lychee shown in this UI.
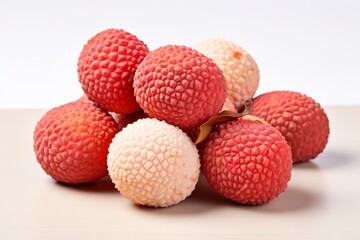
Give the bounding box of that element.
[33,28,330,207]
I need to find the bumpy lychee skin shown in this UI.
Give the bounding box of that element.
[33,101,119,184]
[193,38,259,111]
[107,118,200,207]
[201,115,292,205]
[78,29,149,114]
[250,91,330,163]
[133,45,226,130]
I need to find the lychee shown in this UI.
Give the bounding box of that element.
[193,38,259,111]
[133,45,226,130]
[77,28,149,114]
[250,90,330,163]
[107,118,200,207]
[33,101,119,184]
[200,115,292,205]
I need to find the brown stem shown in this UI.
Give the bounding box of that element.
[194,99,253,144]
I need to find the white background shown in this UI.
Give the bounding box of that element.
[0,0,359,109]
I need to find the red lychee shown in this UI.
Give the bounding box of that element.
[77,29,149,114]
[200,115,292,205]
[133,45,227,130]
[250,91,330,163]
[33,101,119,184]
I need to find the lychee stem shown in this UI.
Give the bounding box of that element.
[194,99,253,144]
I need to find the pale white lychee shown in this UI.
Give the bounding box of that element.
[107,118,200,207]
[193,38,260,111]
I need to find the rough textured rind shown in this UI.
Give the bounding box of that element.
[108,118,200,207]
[33,101,120,184]
[250,90,330,163]
[200,115,292,205]
[78,29,149,114]
[133,45,226,130]
[193,38,259,111]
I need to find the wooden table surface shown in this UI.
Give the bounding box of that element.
[1,106,359,239]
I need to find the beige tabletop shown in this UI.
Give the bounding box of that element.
[0,106,359,239]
